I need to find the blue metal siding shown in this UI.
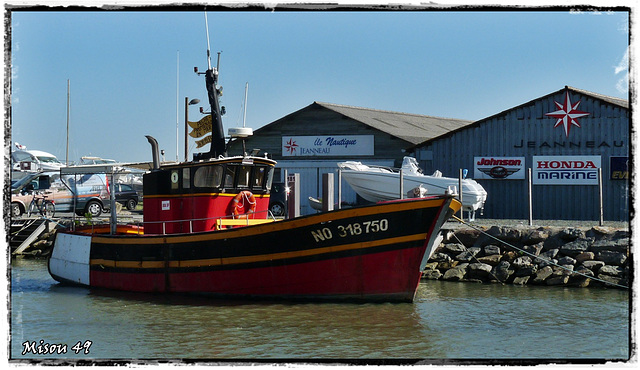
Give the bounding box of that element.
[417,89,629,221]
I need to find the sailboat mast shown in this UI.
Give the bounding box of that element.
[176,50,180,162]
[243,82,248,128]
[66,79,70,166]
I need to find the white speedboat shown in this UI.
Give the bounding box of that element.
[338,157,487,214]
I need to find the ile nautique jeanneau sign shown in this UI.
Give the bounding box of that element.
[282,135,374,157]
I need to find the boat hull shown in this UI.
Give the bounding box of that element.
[49,196,460,302]
[341,170,487,212]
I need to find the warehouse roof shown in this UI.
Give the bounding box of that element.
[566,86,629,109]
[408,85,629,150]
[311,102,473,145]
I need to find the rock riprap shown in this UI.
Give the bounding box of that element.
[422,225,629,289]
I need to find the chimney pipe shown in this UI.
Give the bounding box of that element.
[146,135,160,170]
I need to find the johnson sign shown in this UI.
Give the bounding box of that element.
[474,156,525,179]
[533,156,601,185]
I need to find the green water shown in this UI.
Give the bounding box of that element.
[10,258,630,363]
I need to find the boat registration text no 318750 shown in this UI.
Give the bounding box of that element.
[311,219,389,242]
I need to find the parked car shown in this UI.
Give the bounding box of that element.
[10,172,57,217]
[114,183,139,210]
[11,171,109,217]
[268,182,288,217]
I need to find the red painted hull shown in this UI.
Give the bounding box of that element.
[50,196,461,302]
[90,245,426,301]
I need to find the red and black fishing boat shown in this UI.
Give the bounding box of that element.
[48,19,461,302]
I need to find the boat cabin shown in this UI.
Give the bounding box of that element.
[141,50,281,235]
[143,156,277,234]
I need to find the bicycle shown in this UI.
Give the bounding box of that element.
[26,190,56,218]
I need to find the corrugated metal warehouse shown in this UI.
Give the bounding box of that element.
[227,101,473,215]
[409,86,630,221]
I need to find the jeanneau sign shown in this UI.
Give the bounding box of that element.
[282,135,374,157]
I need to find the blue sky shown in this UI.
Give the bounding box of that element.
[9,6,631,164]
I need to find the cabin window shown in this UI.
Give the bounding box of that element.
[171,170,179,190]
[237,165,252,188]
[182,168,190,189]
[252,166,266,189]
[224,165,236,188]
[265,167,274,191]
[194,165,223,188]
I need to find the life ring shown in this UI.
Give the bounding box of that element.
[231,191,256,219]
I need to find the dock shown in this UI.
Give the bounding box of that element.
[10,218,57,255]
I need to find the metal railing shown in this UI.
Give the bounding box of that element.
[73,209,279,236]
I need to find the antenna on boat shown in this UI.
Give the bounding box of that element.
[204,12,212,71]
[193,11,227,161]
[229,82,253,155]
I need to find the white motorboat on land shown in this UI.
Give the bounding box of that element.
[11,144,67,183]
[79,156,117,165]
[338,156,487,213]
[309,196,323,211]
[308,196,355,211]
[11,144,66,172]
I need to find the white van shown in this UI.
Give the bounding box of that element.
[11,171,109,217]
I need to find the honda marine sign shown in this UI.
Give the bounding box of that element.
[533,156,601,185]
[474,157,525,180]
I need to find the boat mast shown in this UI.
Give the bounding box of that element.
[194,12,226,161]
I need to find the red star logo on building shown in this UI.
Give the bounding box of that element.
[284,138,298,154]
[545,91,590,137]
